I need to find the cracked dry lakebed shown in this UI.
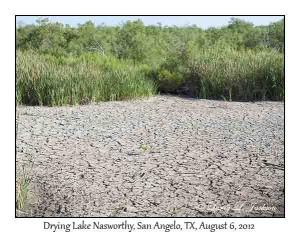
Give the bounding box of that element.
[16,96,284,217]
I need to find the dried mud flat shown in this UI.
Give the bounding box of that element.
[16,96,284,217]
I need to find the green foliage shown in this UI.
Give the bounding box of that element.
[267,20,284,52]
[16,51,156,106]
[157,69,183,93]
[16,17,284,105]
[17,18,284,60]
[115,20,148,62]
[139,145,148,151]
[185,45,284,100]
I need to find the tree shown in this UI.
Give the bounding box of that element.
[116,20,148,62]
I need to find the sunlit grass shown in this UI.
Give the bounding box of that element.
[186,46,284,101]
[16,50,157,106]
[16,47,284,106]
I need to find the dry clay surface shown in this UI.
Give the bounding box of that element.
[16,96,284,217]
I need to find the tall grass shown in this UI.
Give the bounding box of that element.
[185,46,284,101]
[16,50,156,106]
[16,47,284,106]
[16,110,33,214]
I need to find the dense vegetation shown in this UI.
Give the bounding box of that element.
[16,17,284,105]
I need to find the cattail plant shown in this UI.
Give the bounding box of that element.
[16,50,156,106]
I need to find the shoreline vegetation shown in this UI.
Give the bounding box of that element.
[16,17,284,105]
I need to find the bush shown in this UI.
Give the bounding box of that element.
[157,69,183,93]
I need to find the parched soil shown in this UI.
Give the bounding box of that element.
[16,96,284,217]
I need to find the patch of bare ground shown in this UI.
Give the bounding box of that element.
[16,96,284,217]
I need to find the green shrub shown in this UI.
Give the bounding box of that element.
[157,69,183,93]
